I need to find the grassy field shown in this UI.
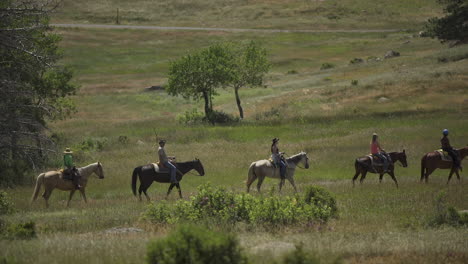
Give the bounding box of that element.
[2,1,468,263]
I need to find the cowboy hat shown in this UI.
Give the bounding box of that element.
[63,147,73,154]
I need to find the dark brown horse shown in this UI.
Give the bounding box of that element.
[352,150,407,188]
[420,146,468,184]
[131,159,205,201]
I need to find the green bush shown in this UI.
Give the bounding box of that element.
[75,137,108,152]
[349,58,363,64]
[303,186,338,219]
[320,63,335,70]
[0,191,15,215]
[427,191,468,227]
[176,108,205,125]
[351,80,358,86]
[205,110,239,124]
[5,221,36,240]
[282,244,319,264]
[146,225,248,264]
[143,183,338,226]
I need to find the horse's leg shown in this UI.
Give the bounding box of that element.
[138,184,143,202]
[379,173,384,184]
[359,171,368,184]
[256,176,265,193]
[176,183,182,199]
[79,188,87,203]
[425,167,436,183]
[278,178,285,192]
[166,183,176,198]
[388,171,399,188]
[67,190,76,207]
[455,169,461,182]
[246,174,257,193]
[141,181,153,201]
[447,167,456,184]
[352,170,361,187]
[43,187,53,208]
[286,177,298,193]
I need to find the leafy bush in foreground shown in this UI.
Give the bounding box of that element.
[4,221,36,240]
[427,191,468,228]
[142,184,338,226]
[146,225,247,264]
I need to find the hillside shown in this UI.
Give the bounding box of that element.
[1,1,467,264]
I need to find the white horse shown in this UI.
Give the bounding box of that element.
[31,162,105,208]
[247,152,309,193]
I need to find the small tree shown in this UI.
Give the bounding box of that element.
[166,43,233,120]
[229,41,270,119]
[425,0,468,44]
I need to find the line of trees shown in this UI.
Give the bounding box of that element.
[166,41,270,121]
[0,0,77,185]
[425,0,468,45]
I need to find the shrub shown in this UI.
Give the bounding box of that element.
[0,192,14,215]
[287,70,298,74]
[303,186,338,219]
[349,58,363,64]
[146,225,248,264]
[351,80,358,86]
[143,184,338,226]
[427,191,468,227]
[176,108,205,125]
[320,63,335,70]
[205,110,239,124]
[5,221,36,240]
[282,243,319,264]
[76,137,108,152]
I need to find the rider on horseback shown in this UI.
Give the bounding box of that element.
[271,138,287,179]
[63,148,81,189]
[158,139,178,183]
[371,133,389,172]
[441,129,462,171]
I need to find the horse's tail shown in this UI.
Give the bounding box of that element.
[246,162,256,186]
[421,155,426,181]
[30,173,44,204]
[132,167,140,196]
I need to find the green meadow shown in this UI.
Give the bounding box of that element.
[2,1,468,263]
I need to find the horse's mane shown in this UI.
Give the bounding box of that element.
[286,152,306,163]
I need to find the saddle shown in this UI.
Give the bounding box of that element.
[435,149,452,161]
[152,161,177,174]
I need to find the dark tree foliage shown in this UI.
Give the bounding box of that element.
[425,0,468,44]
[0,0,77,183]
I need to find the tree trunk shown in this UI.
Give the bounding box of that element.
[234,86,244,119]
[202,91,211,117]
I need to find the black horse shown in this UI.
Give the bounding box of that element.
[131,159,205,201]
[352,150,407,188]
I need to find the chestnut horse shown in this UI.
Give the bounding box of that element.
[131,159,205,201]
[420,146,468,184]
[31,162,105,208]
[352,150,407,188]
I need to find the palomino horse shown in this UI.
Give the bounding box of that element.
[421,146,468,184]
[352,150,407,188]
[131,159,205,201]
[31,162,105,208]
[247,152,309,193]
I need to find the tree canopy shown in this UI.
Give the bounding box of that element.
[425,0,468,44]
[166,41,269,122]
[0,0,77,184]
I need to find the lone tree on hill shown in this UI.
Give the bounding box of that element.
[0,0,77,185]
[228,41,269,119]
[166,43,233,119]
[166,41,269,121]
[425,0,468,45]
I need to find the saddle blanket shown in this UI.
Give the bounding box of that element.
[435,149,452,161]
[152,163,170,173]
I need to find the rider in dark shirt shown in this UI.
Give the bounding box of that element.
[441,129,462,171]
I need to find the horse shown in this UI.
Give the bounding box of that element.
[420,146,468,184]
[352,150,407,188]
[131,159,205,201]
[246,152,309,193]
[31,162,105,208]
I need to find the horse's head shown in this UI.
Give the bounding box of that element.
[396,149,408,167]
[96,162,105,179]
[193,158,205,176]
[301,152,310,169]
